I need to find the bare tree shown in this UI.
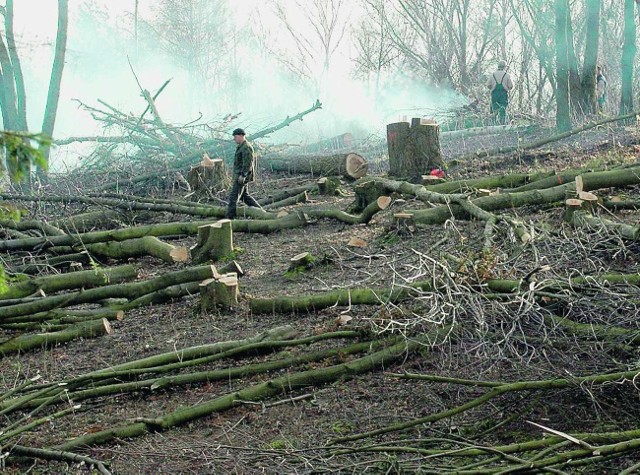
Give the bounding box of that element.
[266,0,351,95]
[555,0,572,131]
[352,0,400,101]
[620,0,637,114]
[40,0,69,168]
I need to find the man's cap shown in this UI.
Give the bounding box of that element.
[232,128,246,136]
[498,60,507,69]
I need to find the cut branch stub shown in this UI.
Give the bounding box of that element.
[200,273,239,311]
[191,219,233,264]
[218,260,244,277]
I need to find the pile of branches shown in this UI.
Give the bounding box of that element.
[55,75,322,178]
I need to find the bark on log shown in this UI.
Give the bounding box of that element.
[8,252,92,275]
[257,184,316,206]
[263,191,308,210]
[187,154,229,193]
[262,152,368,180]
[304,196,391,225]
[84,236,189,264]
[191,219,233,264]
[0,318,112,356]
[0,213,308,253]
[387,119,445,182]
[0,265,137,301]
[0,219,66,237]
[0,265,217,320]
[53,210,125,233]
[408,167,640,225]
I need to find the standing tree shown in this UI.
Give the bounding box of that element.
[580,0,601,114]
[555,0,572,131]
[620,0,637,114]
[40,0,69,169]
[0,0,68,180]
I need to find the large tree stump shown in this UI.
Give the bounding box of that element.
[187,154,230,193]
[387,119,445,183]
[191,219,233,264]
[200,273,239,311]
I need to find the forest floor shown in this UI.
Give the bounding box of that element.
[2,123,640,474]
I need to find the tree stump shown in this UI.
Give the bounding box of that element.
[317,177,342,195]
[387,119,445,183]
[289,252,315,272]
[187,154,230,193]
[200,273,239,311]
[191,219,233,264]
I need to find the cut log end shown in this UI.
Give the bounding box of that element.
[566,199,584,208]
[102,318,113,335]
[345,153,368,180]
[169,247,190,263]
[347,237,367,248]
[377,196,392,210]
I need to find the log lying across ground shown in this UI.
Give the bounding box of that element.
[262,152,368,180]
[56,335,419,451]
[0,265,218,320]
[0,265,138,301]
[0,318,113,356]
[0,213,308,253]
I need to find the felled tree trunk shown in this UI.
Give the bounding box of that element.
[387,119,444,182]
[0,265,137,301]
[191,219,233,264]
[263,153,368,180]
[0,318,112,356]
[187,154,229,193]
[84,236,189,264]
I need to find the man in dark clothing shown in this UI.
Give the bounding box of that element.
[225,128,262,219]
[487,60,514,125]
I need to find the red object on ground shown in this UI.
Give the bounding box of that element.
[430,169,445,178]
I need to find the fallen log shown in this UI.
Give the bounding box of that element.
[456,111,639,162]
[571,211,640,241]
[82,236,190,264]
[0,318,112,356]
[304,196,392,225]
[262,152,368,180]
[0,265,217,320]
[53,210,127,233]
[9,252,93,275]
[56,335,418,451]
[0,192,274,220]
[0,213,308,253]
[408,167,640,225]
[0,265,138,301]
[250,278,434,314]
[257,184,316,206]
[0,219,66,237]
[263,191,309,210]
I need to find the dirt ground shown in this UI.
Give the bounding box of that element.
[2,124,640,474]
